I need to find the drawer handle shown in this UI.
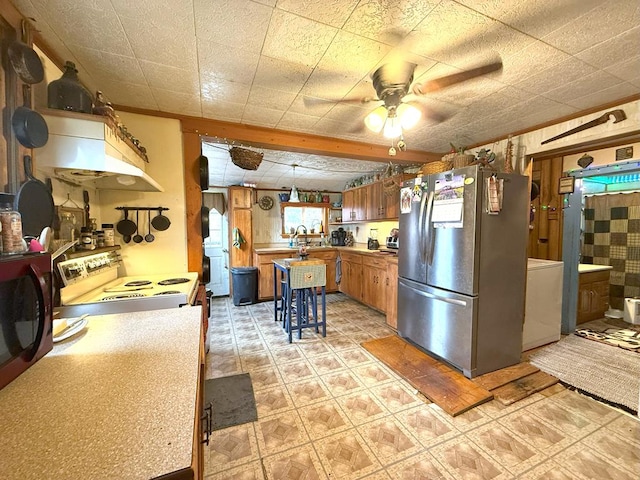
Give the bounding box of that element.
[201,402,212,445]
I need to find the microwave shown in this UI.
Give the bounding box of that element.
[0,253,53,391]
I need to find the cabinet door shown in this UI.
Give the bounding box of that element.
[386,261,398,328]
[383,184,400,219]
[341,260,362,300]
[354,187,367,221]
[308,251,338,293]
[592,279,610,316]
[366,182,382,220]
[229,209,252,267]
[363,265,386,312]
[229,187,253,209]
[342,190,355,222]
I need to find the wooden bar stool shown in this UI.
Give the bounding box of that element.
[286,261,326,343]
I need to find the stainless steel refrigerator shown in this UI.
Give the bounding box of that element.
[397,165,529,378]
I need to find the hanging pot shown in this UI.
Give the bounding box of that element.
[116,209,137,243]
[202,255,211,284]
[151,208,171,231]
[47,61,94,113]
[14,155,55,237]
[201,206,210,239]
[199,154,209,191]
[12,85,48,148]
[8,20,44,84]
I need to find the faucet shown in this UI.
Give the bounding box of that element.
[294,225,308,246]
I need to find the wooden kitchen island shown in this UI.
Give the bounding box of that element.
[0,307,204,480]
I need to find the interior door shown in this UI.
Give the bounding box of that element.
[204,210,230,296]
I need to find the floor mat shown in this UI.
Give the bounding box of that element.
[529,334,639,412]
[575,324,640,352]
[205,373,258,431]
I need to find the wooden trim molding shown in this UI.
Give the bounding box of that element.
[183,132,204,277]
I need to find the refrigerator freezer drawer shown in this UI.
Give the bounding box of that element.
[397,277,477,377]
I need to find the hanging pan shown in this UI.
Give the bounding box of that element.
[8,20,44,84]
[116,209,137,243]
[202,255,211,284]
[14,155,55,237]
[151,208,171,231]
[199,152,209,190]
[12,84,48,148]
[201,206,210,239]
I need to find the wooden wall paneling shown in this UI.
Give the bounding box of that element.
[528,167,541,258]
[548,157,564,260]
[183,131,204,277]
[229,208,252,267]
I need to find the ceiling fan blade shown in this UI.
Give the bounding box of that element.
[412,61,503,95]
[405,101,450,125]
[303,95,379,108]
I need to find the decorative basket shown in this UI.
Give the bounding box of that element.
[419,159,453,175]
[442,152,475,169]
[383,177,401,197]
[229,147,263,170]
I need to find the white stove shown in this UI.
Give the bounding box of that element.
[56,251,199,317]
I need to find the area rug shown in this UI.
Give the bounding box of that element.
[204,373,257,431]
[529,335,639,412]
[574,318,640,352]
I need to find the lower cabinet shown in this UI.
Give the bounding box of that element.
[362,255,387,312]
[307,250,338,293]
[577,269,611,324]
[339,251,363,301]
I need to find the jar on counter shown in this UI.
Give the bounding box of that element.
[95,230,105,248]
[102,224,115,246]
[0,209,26,254]
[80,226,95,250]
[59,212,77,242]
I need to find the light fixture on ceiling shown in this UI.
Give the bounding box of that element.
[364,103,421,138]
[289,164,300,202]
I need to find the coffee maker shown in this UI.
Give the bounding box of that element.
[367,228,379,250]
[331,228,346,246]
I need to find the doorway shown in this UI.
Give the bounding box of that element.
[204,202,230,297]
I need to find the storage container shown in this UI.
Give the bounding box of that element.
[623,298,640,325]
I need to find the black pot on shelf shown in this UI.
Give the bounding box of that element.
[47,61,94,113]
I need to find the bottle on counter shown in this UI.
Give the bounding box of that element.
[80,226,95,250]
[102,224,115,246]
[0,208,26,254]
[59,212,76,242]
[95,230,105,248]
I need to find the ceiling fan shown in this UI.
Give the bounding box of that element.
[307,59,503,155]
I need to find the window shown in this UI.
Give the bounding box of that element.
[281,203,329,236]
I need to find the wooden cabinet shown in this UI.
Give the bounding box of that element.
[228,187,253,269]
[339,251,363,301]
[354,187,367,221]
[342,189,355,222]
[366,182,383,220]
[229,186,253,209]
[362,255,387,312]
[308,250,338,293]
[386,260,398,328]
[577,269,611,324]
[343,175,409,223]
[253,252,284,300]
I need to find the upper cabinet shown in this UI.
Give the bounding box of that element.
[339,174,409,224]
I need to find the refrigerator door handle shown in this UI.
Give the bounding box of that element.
[423,191,435,265]
[408,285,468,307]
[418,189,428,263]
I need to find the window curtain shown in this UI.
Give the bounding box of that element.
[203,192,225,216]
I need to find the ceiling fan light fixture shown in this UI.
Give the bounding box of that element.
[364,106,388,133]
[383,115,402,139]
[397,103,421,130]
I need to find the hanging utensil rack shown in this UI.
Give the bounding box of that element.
[115,206,170,212]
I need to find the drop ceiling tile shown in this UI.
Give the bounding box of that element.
[324,103,370,124]
[500,41,570,85]
[202,99,245,123]
[139,61,200,95]
[151,88,202,116]
[241,106,285,127]
[194,0,271,53]
[70,46,147,86]
[254,0,276,6]
[201,76,251,104]
[315,30,392,79]
[197,43,260,85]
[253,56,313,94]
[30,0,133,56]
[576,26,640,70]
[542,1,640,54]
[247,86,298,111]
[276,0,358,28]
[262,9,338,68]
[313,117,354,136]
[119,16,197,71]
[458,0,605,39]
[566,82,639,110]
[97,81,158,110]
[277,112,321,131]
[605,56,640,84]
[514,57,598,96]
[343,0,438,45]
[544,70,624,103]
[110,0,194,25]
[300,68,365,100]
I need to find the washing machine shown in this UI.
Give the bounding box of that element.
[523,259,564,351]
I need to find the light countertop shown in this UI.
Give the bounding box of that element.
[578,263,614,273]
[254,245,397,257]
[0,306,202,480]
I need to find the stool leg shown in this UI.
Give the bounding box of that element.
[287,286,294,343]
[321,286,326,337]
[311,288,319,333]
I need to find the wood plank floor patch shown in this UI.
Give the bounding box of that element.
[472,362,540,391]
[362,336,493,416]
[492,371,559,405]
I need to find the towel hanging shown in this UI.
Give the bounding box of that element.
[232,227,245,249]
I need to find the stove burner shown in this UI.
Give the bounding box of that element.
[153,290,182,295]
[102,293,146,301]
[124,280,152,287]
[158,278,190,285]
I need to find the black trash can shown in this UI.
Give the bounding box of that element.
[230,266,258,306]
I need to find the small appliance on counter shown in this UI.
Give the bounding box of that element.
[386,228,399,249]
[367,228,379,250]
[331,228,346,246]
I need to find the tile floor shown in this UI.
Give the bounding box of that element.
[204,294,640,480]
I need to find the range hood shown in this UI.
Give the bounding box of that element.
[36,110,164,192]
